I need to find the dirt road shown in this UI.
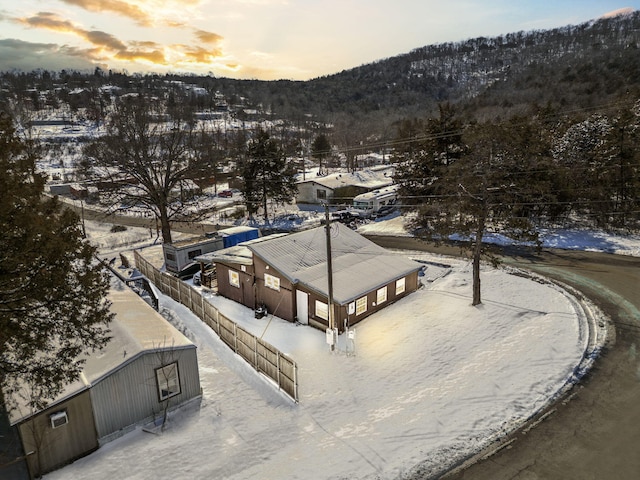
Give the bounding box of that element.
[368,235,640,480]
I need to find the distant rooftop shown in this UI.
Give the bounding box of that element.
[297,167,394,190]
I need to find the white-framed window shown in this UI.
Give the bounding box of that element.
[396,277,406,295]
[356,296,367,315]
[264,273,280,291]
[50,411,68,429]
[377,286,387,305]
[317,189,327,200]
[229,270,240,288]
[315,300,329,320]
[156,362,181,402]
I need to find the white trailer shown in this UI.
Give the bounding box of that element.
[352,185,399,217]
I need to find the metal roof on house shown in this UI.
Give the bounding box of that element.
[8,277,194,425]
[248,223,422,304]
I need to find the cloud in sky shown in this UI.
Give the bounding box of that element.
[0,1,638,80]
[60,0,153,26]
[6,8,229,73]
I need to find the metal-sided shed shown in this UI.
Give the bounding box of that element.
[7,279,201,479]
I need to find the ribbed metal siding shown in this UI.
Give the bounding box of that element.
[90,347,200,440]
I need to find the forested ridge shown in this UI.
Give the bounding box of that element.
[2,11,640,128]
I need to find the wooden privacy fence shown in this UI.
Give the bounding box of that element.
[134,250,298,403]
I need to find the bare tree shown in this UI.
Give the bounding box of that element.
[82,94,207,244]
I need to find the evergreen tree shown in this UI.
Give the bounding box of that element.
[311,133,332,176]
[410,117,554,305]
[552,114,615,227]
[394,104,467,207]
[241,129,297,222]
[0,112,112,411]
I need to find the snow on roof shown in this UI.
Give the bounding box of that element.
[248,223,422,304]
[297,168,394,190]
[216,226,260,237]
[8,277,194,425]
[194,233,286,266]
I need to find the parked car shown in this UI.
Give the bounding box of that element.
[193,270,201,286]
[218,190,233,198]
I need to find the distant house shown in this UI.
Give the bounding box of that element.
[295,166,394,205]
[197,223,422,331]
[6,280,201,479]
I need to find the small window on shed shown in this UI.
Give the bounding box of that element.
[396,277,406,295]
[50,411,68,429]
[265,273,280,291]
[377,286,387,305]
[316,189,327,200]
[229,270,240,288]
[356,296,367,315]
[165,252,176,261]
[156,362,181,402]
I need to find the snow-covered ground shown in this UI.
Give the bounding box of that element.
[43,214,636,480]
[48,261,602,480]
[27,116,640,478]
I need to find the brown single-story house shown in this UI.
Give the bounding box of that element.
[196,223,422,331]
[6,279,201,479]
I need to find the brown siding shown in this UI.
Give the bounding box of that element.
[253,258,295,322]
[302,270,420,332]
[19,391,97,479]
[215,262,255,310]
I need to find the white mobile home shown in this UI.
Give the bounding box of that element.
[352,184,399,217]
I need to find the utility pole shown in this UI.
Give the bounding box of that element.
[324,204,336,351]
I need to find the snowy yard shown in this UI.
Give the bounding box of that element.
[45,218,610,479]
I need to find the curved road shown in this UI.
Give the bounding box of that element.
[368,236,640,480]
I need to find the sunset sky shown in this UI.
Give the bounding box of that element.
[0,1,637,81]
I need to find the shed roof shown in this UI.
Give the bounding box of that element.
[8,277,195,425]
[248,223,422,304]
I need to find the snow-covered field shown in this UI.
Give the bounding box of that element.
[43,215,633,480]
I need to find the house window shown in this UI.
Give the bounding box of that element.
[396,277,406,295]
[264,273,280,291]
[377,286,387,305]
[316,189,327,200]
[50,411,68,429]
[315,300,328,320]
[356,296,367,315]
[165,252,176,261]
[156,362,181,402]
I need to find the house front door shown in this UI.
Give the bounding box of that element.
[296,290,309,325]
